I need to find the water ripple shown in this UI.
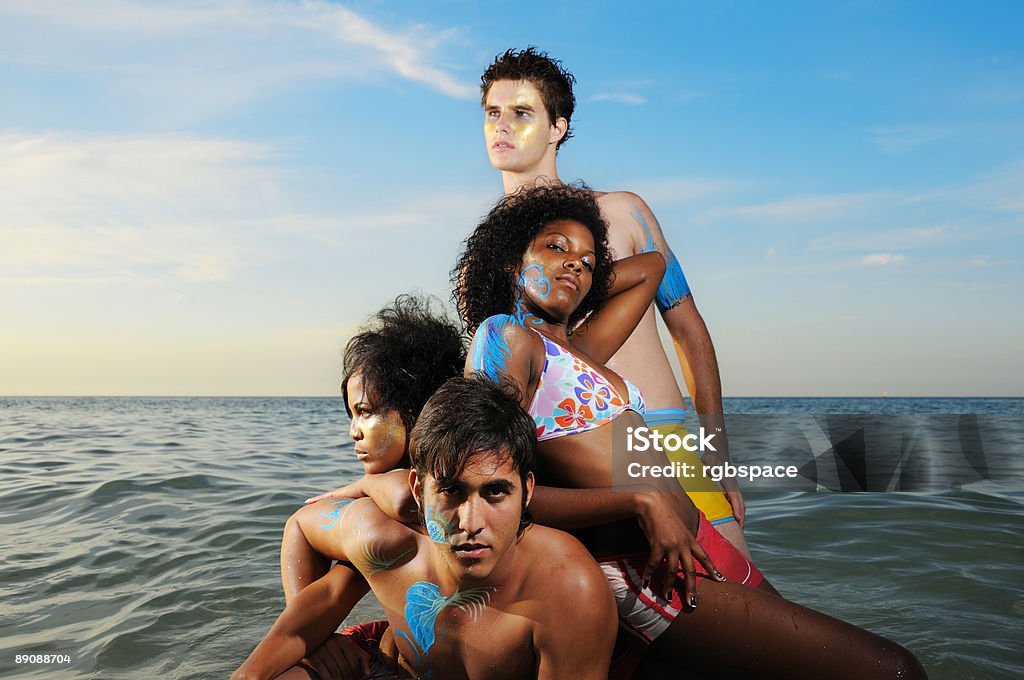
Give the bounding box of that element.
[1,397,1020,679]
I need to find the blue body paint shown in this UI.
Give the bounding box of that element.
[318,498,356,531]
[657,250,691,312]
[357,541,413,575]
[470,264,551,381]
[634,207,691,311]
[423,502,458,545]
[470,315,515,381]
[396,581,494,676]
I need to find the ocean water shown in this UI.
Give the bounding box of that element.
[1,397,1021,679]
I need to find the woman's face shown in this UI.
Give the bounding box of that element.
[517,220,596,322]
[345,370,408,475]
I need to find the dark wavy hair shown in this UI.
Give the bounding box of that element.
[341,294,466,434]
[410,374,535,534]
[480,46,576,151]
[453,183,614,333]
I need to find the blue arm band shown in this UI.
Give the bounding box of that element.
[656,250,691,312]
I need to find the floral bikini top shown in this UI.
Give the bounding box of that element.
[528,329,646,442]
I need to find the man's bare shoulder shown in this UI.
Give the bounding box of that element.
[518,524,617,667]
[595,189,650,219]
[300,497,420,565]
[519,524,609,599]
[592,190,652,256]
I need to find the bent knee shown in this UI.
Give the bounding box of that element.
[875,642,927,680]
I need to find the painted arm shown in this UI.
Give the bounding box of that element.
[631,195,744,524]
[664,301,743,521]
[572,251,665,364]
[465,314,539,408]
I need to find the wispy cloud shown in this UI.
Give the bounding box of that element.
[958,159,1024,214]
[808,224,958,252]
[0,0,474,125]
[0,131,490,288]
[624,176,739,206]
[698,192,879,225]
[866,125,950,152]
[591,93,647,106]
[0,132,281,283]
[860,253,906,266]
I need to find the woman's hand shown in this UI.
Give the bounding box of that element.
[305,479,365,505]
[723,487,746,528]
[302,633,371,679]
[307,470,416,524]
[634,491,725,608]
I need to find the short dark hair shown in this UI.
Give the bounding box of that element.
[453,183,614,333]
[409,375,536,530]
[341,294,466,434]
[480,46,576,151]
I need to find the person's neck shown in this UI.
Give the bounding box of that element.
[501,162,561,196]
[531,318,572,343]
[430,543,519,594]
[514,299,572,342]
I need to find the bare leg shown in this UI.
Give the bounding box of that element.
[710,519,751,559]
[647,579,927,680]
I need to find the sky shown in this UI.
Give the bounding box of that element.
[1,0,1021,397]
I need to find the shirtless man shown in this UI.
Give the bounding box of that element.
[233,376,616,680]
[480,47,750,555]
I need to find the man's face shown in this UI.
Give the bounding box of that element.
[484,80,561,173]
[414,452,534,582]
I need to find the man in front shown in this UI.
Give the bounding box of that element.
[480,48,751,556]
[233,376,616,680]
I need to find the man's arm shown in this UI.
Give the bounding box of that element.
[534,542,617,680]
[281,506,333,602]
[625,194,744,524]
[233,565,369,680]
[238,499,414,679]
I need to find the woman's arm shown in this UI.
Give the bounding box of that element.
[530,484,722,602]
[304,469,418,524]
[573,251,665,363]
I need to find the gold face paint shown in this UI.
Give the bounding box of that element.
[483,80,555,172]
[346,371,408,475]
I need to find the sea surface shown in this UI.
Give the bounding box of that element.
[1,397,1021,679]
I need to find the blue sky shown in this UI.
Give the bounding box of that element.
[1,0,1021,396]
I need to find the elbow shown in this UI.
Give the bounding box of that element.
[877,643,928,680]
[231,664,262,680]
[644,251,666,283]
